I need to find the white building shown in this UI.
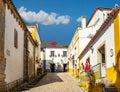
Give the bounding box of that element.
[68,8,111,76]
[78,6,120,92]
[27,24,42,75]
[0,0,39,91]
[44,47,68,72]
[79,7,111,72]
[4,1,25,83]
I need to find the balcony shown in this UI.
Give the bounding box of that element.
[80,26,96,39]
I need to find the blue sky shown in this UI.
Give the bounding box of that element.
[12,0,120,45]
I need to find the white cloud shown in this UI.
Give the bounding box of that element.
[18,6,70,25]
[76,17,81,22]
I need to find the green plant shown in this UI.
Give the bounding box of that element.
[86,69,95,83]
[34,39,39,47]
[37,68,42,75]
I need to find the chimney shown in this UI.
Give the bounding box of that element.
[81,16,86,29]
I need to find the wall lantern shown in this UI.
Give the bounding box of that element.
[90,46,94,53]
[110,48,113,57]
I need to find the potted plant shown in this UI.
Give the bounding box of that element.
[83,60,95,83]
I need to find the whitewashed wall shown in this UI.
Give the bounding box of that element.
[80,19,115,69]
[69,40,79,69]
[87,10,111,30]
[45,48,67,71]
[79,9,111,54]
[5,6,24,83]
[79,27,92,53]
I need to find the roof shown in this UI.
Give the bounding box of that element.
[6,0,27,31]
[79,5,120,59]
[26,24,42,42]
[86,7,112,27]
[26,24,39,30]
[6,0,36,46]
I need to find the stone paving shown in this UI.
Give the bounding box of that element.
[22,72,87,92]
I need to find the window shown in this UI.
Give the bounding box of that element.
[74,47,76,50]
[14,29,18,48]
[58,53,60,57]
[98,45,105,63]
[86,57,90,64]
[63,51,67,57]
[50,51,54,57]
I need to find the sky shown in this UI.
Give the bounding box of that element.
[12,0,120,45]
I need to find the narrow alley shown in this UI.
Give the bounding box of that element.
[1,1,120,92]
[22,73,86,92]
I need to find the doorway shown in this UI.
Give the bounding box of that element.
[98,45,106,78]
[50,63,55,72]
[63,64,67,72]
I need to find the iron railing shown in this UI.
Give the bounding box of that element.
[80,63,101,82]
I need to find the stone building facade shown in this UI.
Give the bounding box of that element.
[0,0,6,91]
[0,0,40,91]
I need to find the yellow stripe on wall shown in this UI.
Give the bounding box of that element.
[31,27,35,39]
[69,68,74,75]
[106,67,117,83]
[114,11,120,70]
[113,11,120,91]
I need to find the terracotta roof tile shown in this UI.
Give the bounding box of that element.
[79,5,120,59]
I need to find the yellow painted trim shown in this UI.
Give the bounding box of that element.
[96,41,106,63]
[113,12,120,91]
[106,67,117,83]
[106,66,120,91]
[31,27,35,39]
[69,68,74,75]
[41,51,44,73]
[114,11,120,69]
[41,51,44,61]
[80,75,87,81]
[94,72,100,79]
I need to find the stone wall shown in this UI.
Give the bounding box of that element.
[0,0,5,57]
[0,0,6,91]
[0,58,6,91]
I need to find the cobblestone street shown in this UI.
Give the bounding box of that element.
[22,73,86,92]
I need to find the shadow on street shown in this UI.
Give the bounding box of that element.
[35,73,63,87]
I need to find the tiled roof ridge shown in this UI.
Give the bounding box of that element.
[79,5,120,59]
[6,0,37,46]
[87,7,112,26]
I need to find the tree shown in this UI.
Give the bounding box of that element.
[48,40,57,47]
